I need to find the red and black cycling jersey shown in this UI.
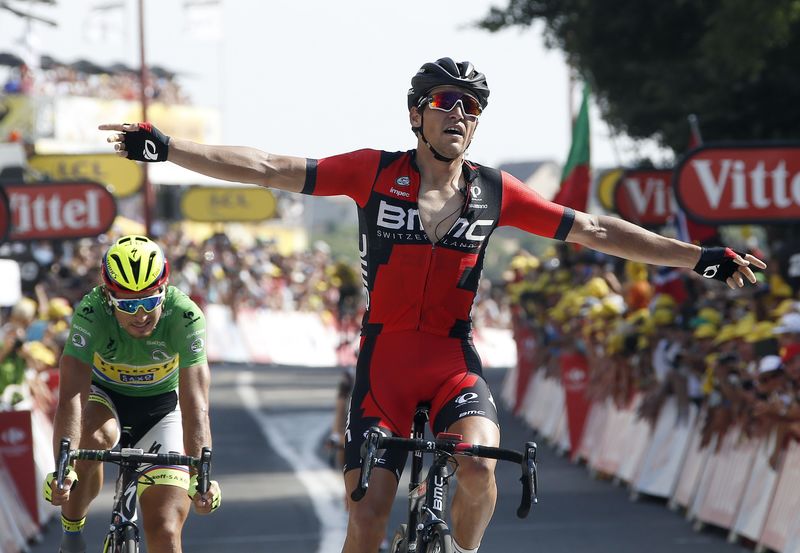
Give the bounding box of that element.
[302,149,574,338]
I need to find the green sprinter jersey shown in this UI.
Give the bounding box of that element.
[63,286,207,397]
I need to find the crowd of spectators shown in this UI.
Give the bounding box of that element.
[0,226,518,414]
[0,229,371,410]
[505,243,800,469]
[2,60,189,104]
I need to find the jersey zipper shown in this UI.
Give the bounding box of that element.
[417,244,436,331]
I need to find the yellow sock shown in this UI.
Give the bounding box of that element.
[61,514,86,534]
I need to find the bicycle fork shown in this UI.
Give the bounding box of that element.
[406,407,451,551]
[103,463,140,552]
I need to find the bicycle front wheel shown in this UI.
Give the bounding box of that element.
[419,523,453,553]
[389,523,408,553]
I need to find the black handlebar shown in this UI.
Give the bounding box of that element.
[55,437,213,494]
[351,427,538,518]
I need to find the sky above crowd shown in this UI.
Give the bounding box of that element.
[1,0,673,170]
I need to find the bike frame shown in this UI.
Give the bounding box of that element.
[352,403,537,553]
[404,405,453,550]
[103,434,143,552]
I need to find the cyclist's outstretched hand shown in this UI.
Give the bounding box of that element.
[99,122,171,162]
[692,247,767,289]
[189,478,221,515]
[43,468,78,506]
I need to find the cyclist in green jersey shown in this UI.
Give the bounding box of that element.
[43,235,221,553]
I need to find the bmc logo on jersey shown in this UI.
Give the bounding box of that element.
[377,200,493,241]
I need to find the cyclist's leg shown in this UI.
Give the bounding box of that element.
[139,486,191,553]
[445,415,499,551]
[342,468,399,553]
[60,386,120,552]
[430,360,500,551]
[341,333,415,553]
[62,388,120,517]
[134,409,192,553]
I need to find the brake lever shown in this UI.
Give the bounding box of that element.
[56,437,72,490]
[198,447,212,495]
[517,441,538,518]
[351,428,382,502]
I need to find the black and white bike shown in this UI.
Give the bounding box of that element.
[55,432,212,553]
[351,404,538,553]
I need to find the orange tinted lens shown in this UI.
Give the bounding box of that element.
[428,91,482,116]
[459,95,482,116]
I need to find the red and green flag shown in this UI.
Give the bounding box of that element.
[553,82,591,212]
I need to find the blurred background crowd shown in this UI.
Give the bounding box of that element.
[2,58,189,104]
[505,243,800,468]
[5,228,800,473]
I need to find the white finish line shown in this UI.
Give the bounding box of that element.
[236,371,348,553]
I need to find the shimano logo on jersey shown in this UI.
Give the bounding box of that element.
[143,139,159,161]
[72,323,93,337]
[395,176,410,186]
[455,392,479,405]
[389,187,411,198]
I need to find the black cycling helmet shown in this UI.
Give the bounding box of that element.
[407,57,490,111]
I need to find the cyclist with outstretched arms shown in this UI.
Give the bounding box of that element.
[44,236,221,553]
[100,58,764,553]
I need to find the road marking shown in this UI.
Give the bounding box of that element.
[236,371,347,553]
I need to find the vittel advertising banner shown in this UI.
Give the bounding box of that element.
[674,143,800,224]
[0,181,116,241]
[613,169,675,227]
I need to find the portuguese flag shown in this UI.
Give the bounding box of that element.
[553,83,591,212]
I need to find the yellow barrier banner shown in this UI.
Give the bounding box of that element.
[29,154,142,197]
[180,186,276,222]
[0,95,36,141]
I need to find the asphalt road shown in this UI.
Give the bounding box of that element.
[30,363,751,553]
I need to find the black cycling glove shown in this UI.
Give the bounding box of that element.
[123,122,170,162]
[692,247,745,282]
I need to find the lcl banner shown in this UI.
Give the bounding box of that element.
[180,185,276,222]
[29,154,143,198]
[613,169,675,227]
[0,181,117,241]
[674,142,800,224]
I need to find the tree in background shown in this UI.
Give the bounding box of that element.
[478,0,800,153]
